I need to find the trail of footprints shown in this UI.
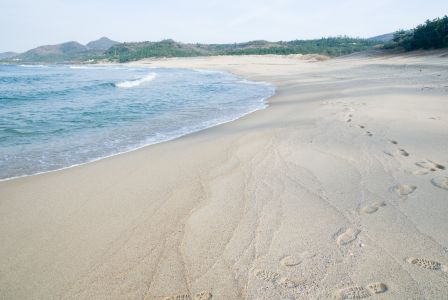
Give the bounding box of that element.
[326,101,448,297]
[385,137,447,192]
[167,102,442,299]
[344,107,445,193]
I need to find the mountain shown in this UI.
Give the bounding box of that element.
[13,41,91,62]
[86,37,119,51]
[26,41,88,55]
[3,37,119,63]
[0,52,18,60]
[369,33,394,42]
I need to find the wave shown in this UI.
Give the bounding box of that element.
[19,64,48,68]
[69,65,126,70]
[193,68,225,75]
[115,73,157,88]
[237,79,272,86]
[69,66,90,69]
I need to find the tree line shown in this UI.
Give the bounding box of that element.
[104,38,379,63]
[387,16,448,51]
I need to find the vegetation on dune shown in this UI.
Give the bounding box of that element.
[104,37,379,62]
[386,16,448,51]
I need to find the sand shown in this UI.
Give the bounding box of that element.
[1,51,448,299]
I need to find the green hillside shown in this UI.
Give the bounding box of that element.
[105,37,379,62]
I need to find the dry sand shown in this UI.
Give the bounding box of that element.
[1,52,448,299]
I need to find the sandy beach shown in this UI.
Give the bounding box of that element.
[1,52,448,299]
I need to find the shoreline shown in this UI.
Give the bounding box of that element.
[1,53,448,299]
[0,66,275,183]
[0,100,270,182]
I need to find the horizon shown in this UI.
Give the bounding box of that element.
[1,0,447,53]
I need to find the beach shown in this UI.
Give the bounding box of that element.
[1,52,448,299]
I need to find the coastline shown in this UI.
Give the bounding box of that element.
[0,66,274,182]
[1,53,448,299]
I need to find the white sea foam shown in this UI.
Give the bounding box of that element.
[193,68,226,75]
[69,65,130,70]
[70,65,90,69]
[237,79,272,86]
[19,64,48,68]
[115,73,157,88]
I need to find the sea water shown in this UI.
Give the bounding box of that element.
[0,64,274,180]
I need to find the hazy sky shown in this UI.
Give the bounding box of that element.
[1,0,447,52]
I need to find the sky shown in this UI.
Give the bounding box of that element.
[1,0,447,52]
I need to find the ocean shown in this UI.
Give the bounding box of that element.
[0,64,274,180]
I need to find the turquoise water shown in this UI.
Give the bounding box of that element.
[0,64,274,180]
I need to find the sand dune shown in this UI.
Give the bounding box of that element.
[1,51,448,299]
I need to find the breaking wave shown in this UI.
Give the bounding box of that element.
[115,73,157,88]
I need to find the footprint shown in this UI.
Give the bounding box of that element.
[278,277,301,288]
[431,176,448,191]
[336,228,360,246]
[164,294,191,300]
[334,286,371,299]
[406,257,448,272]
[415,160,445,171]
[412,169,430,176]
[367,282,388,294]
[280,251,315,267]
[334,283,387,299]
[165,292,212,300]
[359,125,365,129]
[360,201,386,214]
[366,131,373,137]
[393,184,416,196]
[398,149,409,157]
[383,151,393,157]
[280,256,302,267]
[390,140,398,145]
[194,291,212,300]
[253,269,280,283]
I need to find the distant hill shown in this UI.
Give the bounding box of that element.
[1,37,380,64]
[13,41,91,62]
[369,33,394,42]
[105,38,380,62]
[0,52,18,60]
[86,37,119,51]
[4,37,118,63]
